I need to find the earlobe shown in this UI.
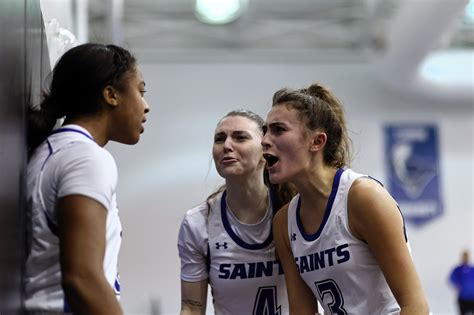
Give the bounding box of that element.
[102,86,119,107]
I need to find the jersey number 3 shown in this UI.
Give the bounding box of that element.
[253,286,281,315]
[315,279,347,315]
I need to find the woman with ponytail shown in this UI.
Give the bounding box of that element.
[262,83,429,314]
[25,43,150,314]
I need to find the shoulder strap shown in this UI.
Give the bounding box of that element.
[206,243,210,272]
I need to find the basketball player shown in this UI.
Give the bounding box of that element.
[178,110,298,314]
[25,43,150,314]
[262,83,430,314]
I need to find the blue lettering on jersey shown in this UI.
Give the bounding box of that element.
[230,263,248,279]
[314,251,325,270]
[296,243,351,274]
[218,260,284,279]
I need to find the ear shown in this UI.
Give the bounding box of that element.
[309,130,327,152]
[102,85,119,108]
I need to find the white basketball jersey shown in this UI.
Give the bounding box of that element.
[24,125,122,313]
[288,168,401,315]
[179,191,289,315]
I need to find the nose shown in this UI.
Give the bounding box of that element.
[223,137,233,152]
[144,99,150,113]
[261,132,271,151]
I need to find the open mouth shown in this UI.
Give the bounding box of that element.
[263,153,279,167]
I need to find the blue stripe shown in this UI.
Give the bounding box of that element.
[64,298,72,312]
[40,139,54,171]
[220,190,274,250]
[297,168,344,242]
[396,205,409,242]
[114,276,121,294]
[50,127,95,142]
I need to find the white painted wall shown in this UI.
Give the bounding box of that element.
[106,62,474,315]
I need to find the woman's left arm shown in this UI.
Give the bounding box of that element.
[348,178,429,315]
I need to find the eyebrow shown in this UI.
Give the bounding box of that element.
[214,130,251,137]
[232,130,251,136]
[268,122,284,128]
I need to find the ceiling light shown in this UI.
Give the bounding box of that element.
[194,0,248,25]
[465,0,474,24]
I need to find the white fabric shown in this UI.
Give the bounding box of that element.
[287,168,401,315]
[24,124,122,312]
[178,191,289,315]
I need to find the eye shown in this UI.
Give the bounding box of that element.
[214,135,225,143]
[272,125,286,134]
[236,135,250,141]
[233,132,251,141]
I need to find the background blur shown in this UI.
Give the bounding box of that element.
[1,0,472,314]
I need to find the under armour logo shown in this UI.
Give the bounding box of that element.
[215,242,228,249]
[291,233,297,241]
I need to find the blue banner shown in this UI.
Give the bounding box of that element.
[384,124,443,227]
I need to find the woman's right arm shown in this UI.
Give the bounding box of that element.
[58,195,123,315]
[178,207,210,315]
[180,279,208,315]
[273,206,319,315]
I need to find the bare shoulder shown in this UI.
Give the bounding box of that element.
[348,177,402,240]
[349,177,397,212]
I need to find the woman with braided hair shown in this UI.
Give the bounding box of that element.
[25,43,150,314]
[262,83,429,314]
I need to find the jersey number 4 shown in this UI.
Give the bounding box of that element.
[315,279,347,315]
[253,286,281,315]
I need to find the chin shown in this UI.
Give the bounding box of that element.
[268,173,285,185]
[122,135,140,145]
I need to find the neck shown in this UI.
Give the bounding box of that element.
[64,114,109,147]
[293,165,338,216]
[225,173,268,224]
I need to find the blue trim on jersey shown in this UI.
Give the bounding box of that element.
[221,190,274,250]
[114,275,121,295]
[296,168,344,242]
[64,298,72,312]
[365,175,409,243]
[396,205,408,242]
[367,175,384,187]
[40,140,54,171]
[50,127,95,142]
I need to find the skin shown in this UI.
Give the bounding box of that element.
[68,67,150,146]
[59,67,150,314]
[180,115,269,314]
[263,103,429,315]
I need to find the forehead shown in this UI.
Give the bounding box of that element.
[266,104,301,124]
[124,67,144,84]
[215,115,260,133]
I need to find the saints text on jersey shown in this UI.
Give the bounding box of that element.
[295,243,350,274]
[218,259,284,279]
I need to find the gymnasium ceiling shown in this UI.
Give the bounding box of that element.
[87,0,474,63]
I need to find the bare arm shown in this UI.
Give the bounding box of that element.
[348,179,429,315]
[273,205,319,315]
[58,195,123,315]
[180,279,208,315]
